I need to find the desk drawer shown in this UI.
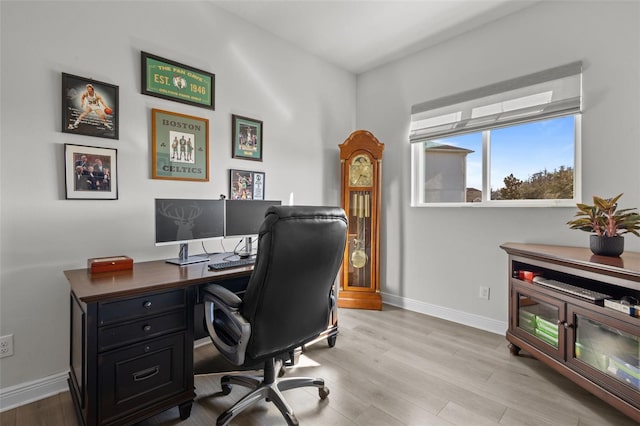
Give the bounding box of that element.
[98,310,186,352]
[99,289,185,326]
[98,333,186,424]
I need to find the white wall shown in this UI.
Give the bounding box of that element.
[357,1,640,330]
[0,1,355,400]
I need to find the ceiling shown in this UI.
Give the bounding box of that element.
[212,0,537,74]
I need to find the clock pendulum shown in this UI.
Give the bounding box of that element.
[350,192,369,269]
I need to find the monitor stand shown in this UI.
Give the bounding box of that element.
[236,237,253,258]
[166,243,209,266]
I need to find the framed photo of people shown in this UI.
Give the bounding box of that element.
[62,73,119,139]
[152,109,209,182]
[231,115,263,161]
[229,169,265,200]
[141,51,215,110]
[64,144,118,200]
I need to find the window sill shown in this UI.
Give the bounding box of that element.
[411,199,578,208]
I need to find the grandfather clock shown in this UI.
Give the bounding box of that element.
[338,130,384,310]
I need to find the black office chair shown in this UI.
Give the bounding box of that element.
[202,205,347,425]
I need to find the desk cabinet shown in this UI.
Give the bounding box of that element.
[68,286,196,426]
[502,243,640,422]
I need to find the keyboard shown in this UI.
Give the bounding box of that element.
[532,276,611,303]
[208,258,255,270]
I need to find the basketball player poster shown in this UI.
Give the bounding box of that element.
[62,73,119,140]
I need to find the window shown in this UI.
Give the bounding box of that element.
[410,62,582,207]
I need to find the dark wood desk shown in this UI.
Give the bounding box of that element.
[65,258,254,426]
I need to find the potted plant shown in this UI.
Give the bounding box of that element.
[567,193,640,256]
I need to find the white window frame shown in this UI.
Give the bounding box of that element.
[410,62,582,208]
[411,114,582,207]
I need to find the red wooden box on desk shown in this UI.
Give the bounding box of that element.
[88,255,133,274]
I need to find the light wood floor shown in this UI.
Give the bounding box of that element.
[2,305,638,425]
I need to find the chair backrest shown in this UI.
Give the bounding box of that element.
[241,205,347,362]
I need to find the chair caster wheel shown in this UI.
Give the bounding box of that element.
[221,384,232,395]
[327,335,337,347]
[319,386,330,400]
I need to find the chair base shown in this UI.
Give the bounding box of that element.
[216,358,329,426]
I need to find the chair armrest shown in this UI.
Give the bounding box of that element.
[202,283,242,308]
[202,283,250,365]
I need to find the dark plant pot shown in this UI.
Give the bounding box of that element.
[590,235,624,257]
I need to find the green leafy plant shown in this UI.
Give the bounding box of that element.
[567,193,640,237]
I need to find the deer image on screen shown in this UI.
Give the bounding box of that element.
[154,198,225,265]
[159,202,202,241]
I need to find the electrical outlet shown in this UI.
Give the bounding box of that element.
[478,286,490,300]
[0,334,14,358]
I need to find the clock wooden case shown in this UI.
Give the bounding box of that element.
[338,130,384,310]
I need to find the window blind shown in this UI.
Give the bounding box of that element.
[410,61,582,142]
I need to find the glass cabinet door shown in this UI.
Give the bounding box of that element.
[567,306,640,402]
[512,282,565,359]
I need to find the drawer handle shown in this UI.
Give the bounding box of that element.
[143,325,152,333]
[133,365,160,382]
[143,301,152,309]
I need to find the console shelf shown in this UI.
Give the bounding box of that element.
[501,243,640,423]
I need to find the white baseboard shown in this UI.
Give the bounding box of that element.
[0,371,69,412]
[381,292,507,335]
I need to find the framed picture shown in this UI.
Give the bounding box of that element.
[65,144,118,200]
[141,51,215,110]
[152,109,209,182]
[229,169,265,200]
[232,115,263,161]
[62,73,118,139]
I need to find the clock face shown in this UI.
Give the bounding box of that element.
[349,154,372,187]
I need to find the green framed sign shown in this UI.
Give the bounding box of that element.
[141,51,215,110]
[152,109,209,182]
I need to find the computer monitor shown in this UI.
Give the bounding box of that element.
[155,198,225,265]
[224,199,282,257]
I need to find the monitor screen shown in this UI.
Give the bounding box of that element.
[155,199,225,246]
[225,200,282,237]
